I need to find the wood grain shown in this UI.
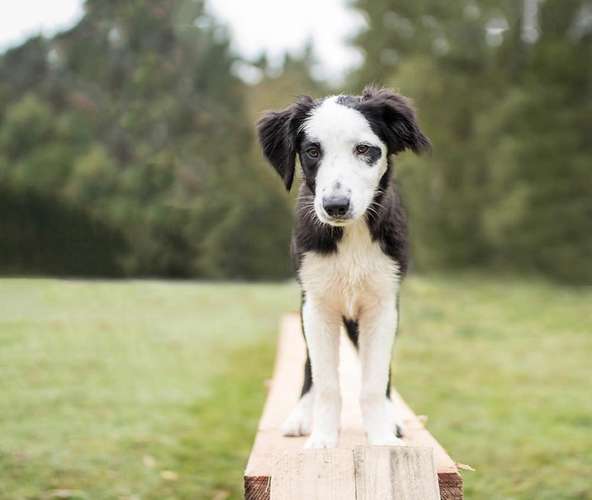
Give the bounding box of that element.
[354,446,440,500]
[244,314,463,500]
[271,449,356,500]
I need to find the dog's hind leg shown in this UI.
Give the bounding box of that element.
[281,386,313,436]
[281,296,314,437]
[281,350,314,436]
[386,385,406,438]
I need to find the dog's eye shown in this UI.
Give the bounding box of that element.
[306,147,320,159]
[355,144,369,155]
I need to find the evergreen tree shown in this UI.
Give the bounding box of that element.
[484,0,592,282]
[0,0,292,279]
[350,0,592,282]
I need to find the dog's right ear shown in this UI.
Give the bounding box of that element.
[257,96,314,191]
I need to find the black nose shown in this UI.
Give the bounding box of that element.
[323,196,351,218]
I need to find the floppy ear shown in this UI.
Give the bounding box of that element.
[257,96,314,191]
[359,85,430,155]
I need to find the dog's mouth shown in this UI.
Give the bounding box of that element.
[324,218,352,227]
[315,209,355,227]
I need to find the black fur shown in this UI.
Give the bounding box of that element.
[362,145,382,165]
[366,161,410,275]
[343,318,359,348]
[299,292,313,397]
[257,96,317,190]
[338,85,431,156]
[298,139,323,192]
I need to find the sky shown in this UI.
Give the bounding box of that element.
[0,0,365,82]
[0,0,84,51]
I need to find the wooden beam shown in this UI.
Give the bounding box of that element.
[244,314,463,500]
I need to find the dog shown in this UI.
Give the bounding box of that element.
[257,86,429,448]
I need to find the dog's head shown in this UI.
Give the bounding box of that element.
[257,86,430,226]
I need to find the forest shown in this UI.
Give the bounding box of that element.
[1,0,590,283]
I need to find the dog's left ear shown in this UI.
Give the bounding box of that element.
[359,85,430,156]
[257,96,315,191]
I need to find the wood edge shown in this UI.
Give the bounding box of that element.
[243,316,292,500]
[244,475,271,500]
[438,471,464,500]
[255,315,300,432]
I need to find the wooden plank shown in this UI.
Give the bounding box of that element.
[271,449,356,500]
[244,314,463,500]
[354,446,440,500]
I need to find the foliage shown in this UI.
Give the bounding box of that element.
[0,0,589,283]
[351,0,592,283]
[0,0,293,279]
[0,186,125,276]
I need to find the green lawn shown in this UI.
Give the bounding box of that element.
[0,276,590,500]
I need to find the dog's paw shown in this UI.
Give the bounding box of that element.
[367,433,404,447]
[281,407,312,437]
[386,398,406,438]
[304,432,338,449]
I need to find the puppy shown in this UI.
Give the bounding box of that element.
[257,86,429,448]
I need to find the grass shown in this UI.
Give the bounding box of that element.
[0,276,590,499]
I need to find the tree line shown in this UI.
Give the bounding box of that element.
[0,0,589,283]
[351,0,591,283]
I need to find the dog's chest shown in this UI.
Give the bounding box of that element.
[299,221,399,317]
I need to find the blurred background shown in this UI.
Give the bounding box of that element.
[0,1,590,499]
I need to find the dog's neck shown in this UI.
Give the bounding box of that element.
[292,172,409,276]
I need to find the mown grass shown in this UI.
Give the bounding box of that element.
[0,276,590,499]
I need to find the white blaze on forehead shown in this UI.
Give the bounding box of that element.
[303,96,388,224]
[304,96,383,149]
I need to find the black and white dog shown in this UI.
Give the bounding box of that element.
[257,86,429,448]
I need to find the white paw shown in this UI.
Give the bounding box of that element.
[281,407,312,437]
[386,399,406,438]
[304,432,338,449]
[281,393,313,437]
[368,433,405,446]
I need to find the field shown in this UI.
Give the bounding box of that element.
[0,276,591,499]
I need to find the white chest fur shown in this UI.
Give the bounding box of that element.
[299,220,400,319]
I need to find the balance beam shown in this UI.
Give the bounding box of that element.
[244,314,463,500]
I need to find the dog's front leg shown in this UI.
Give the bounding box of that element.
[302,297,341,449]
[358,298,403,446]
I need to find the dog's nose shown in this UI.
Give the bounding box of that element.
[323,196,351,218]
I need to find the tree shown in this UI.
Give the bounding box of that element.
[0,0,293,279]
[350,0,592,282]
[483,0,592,282]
